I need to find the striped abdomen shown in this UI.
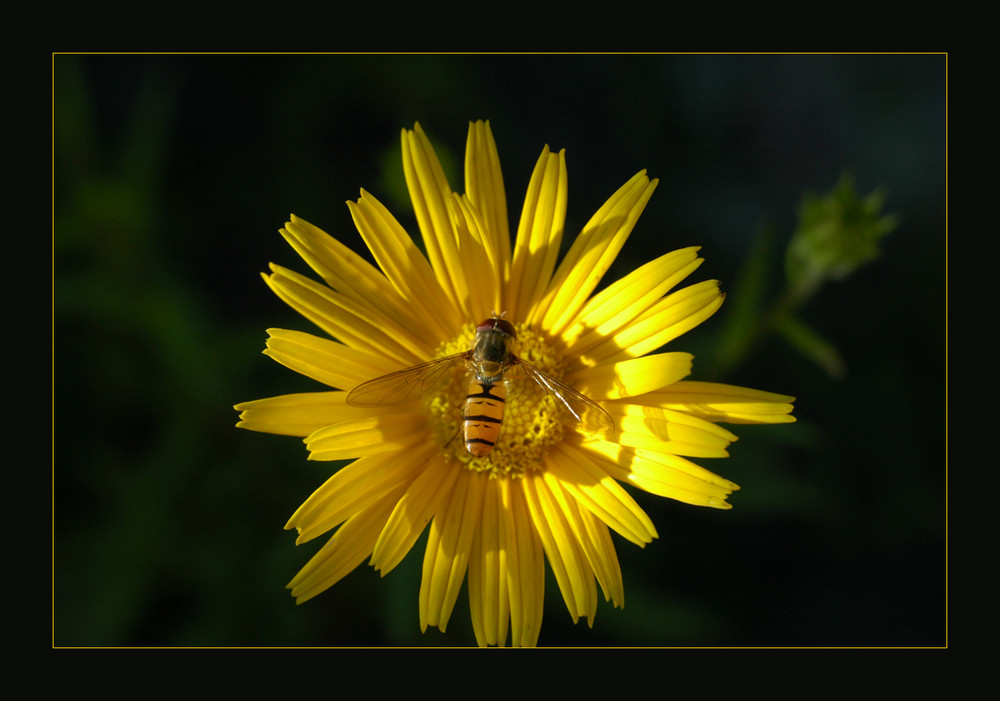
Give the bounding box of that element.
[462,380,506,457]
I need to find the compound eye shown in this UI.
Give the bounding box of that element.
[477,317,516,338]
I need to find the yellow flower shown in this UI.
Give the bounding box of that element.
[234,121,795,647]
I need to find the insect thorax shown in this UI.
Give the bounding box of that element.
[474,359,506,384]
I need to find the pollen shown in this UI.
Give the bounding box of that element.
[427,323,569,478]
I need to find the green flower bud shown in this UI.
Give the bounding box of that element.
[786,173,898,301]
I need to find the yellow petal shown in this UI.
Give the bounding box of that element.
[534,171,658,336]
[569,352,693,400]
[280,215,432,355]
[507,147,567,321]
[286,442,436,544]
[304,413,430,461]
[649,381,797,424]
[604,402,738,458]
[287,486,405,604]
[505,479,545,647]
[546,443,658,547]
[464,120,511,283]
[582,438,739,509]
[522,470,597,625]
[420,468,487,633]
[264,264,425,367]
[280,215,382,294]
[448,192,501,320]
[401,123,465,314]
[370,454,460,575]
[263,328,393,391]
[545,472,624,609]
[584,279,724,363]
[468,477,510,647]
[348,189,461,340]
[573,502,624,608]
[561,246,704,355]
[234,391,352,437]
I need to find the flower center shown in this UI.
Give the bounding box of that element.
[427,322,567,478]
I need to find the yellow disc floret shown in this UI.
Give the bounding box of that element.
[427,322,569,478]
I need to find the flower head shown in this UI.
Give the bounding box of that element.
[235,121,795,646]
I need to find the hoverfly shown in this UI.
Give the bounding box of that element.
[346,317,614,457]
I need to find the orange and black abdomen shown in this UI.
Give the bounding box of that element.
[462,380,506,456]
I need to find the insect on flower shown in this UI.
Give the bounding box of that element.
[235,122,797,646]
[347,316,615,456]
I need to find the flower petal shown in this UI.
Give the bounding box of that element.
[560,246,704,352]
[264,264,425,367]
[582,279,724,364]
[533,171,658,336]
[401,123,466,314]
[582,438,740,509]
[234,391,351,437]
[420,468,487,633]
[286,486,405,604]
[505,479,545,647]
[304,413,430,461]
[508,146,567,321]
[279,215,434,355]
[449,192,501,320]
[286,442,436,544]
[648,381,797,424]
[604,402,738,458]
[464,120,511,282]
[348,189,461,340]
[522,469,598,625]
[263,328,393,391]
[370,453,460,575]
[546,443,658,547]
[572,501,624,608]
[468,477,510,647]
[545,471,624,609]
[569,352,693,400]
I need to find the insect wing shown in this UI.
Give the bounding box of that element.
[517,359,615,433]
[346,352,469,406]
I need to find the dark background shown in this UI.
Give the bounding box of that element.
[53,53,946,647]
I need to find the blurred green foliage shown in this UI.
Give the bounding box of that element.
[53,53,946,648]
[710,174,899,380]
[788,174,898,296]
